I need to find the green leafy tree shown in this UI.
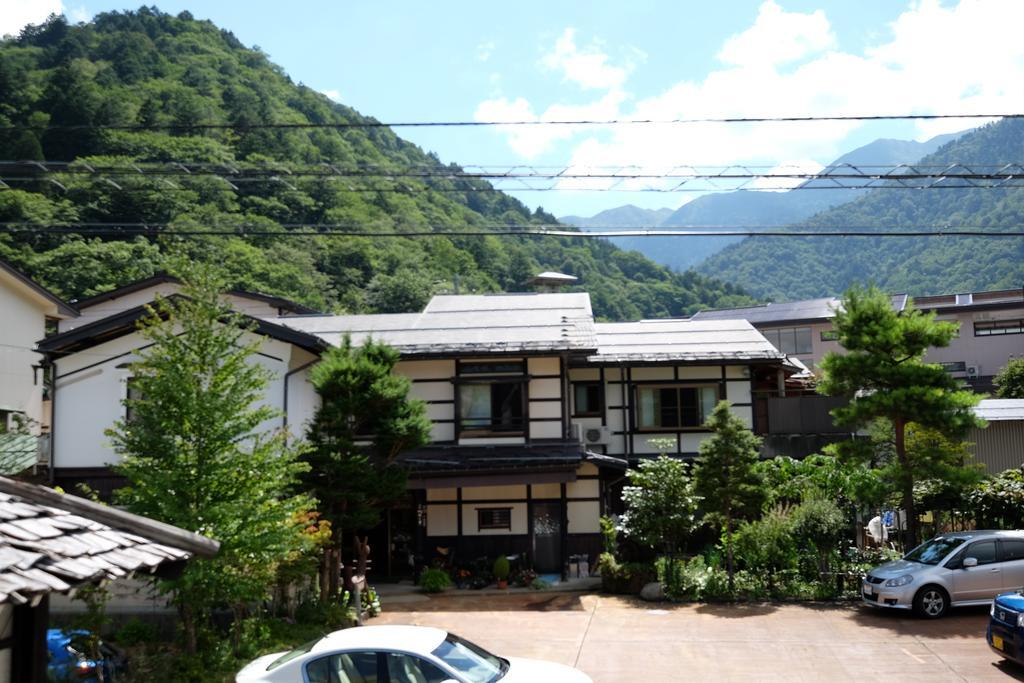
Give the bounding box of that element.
[301,336,431,601]
[733,506,797,594]
[970,468,1024,528]
[693,401,765,589]
[618,453,700,557]
[818,285,982,547]
[107,262,312,655]
[995,358,1024,398]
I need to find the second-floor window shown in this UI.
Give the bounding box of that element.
[762,327,813,355]
[636,385,718,430]
[572,382,603,417]
[456,361,526,437]
[975,319,1023,336]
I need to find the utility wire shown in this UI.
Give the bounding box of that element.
[0,222,1021,238]
[0,112,1017,131]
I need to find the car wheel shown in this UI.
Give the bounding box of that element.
[913,585,949,618]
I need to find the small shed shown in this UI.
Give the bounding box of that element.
[0,476,218,683]
[970,399,1024,473]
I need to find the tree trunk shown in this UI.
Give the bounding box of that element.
[231,603,245,657]
[894,417,919,548]
[180,602,197,656]
[725,513,735,592]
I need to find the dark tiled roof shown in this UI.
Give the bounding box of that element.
[0,477,218,605]
[399,442,587,473]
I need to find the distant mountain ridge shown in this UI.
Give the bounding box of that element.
[561,205,674,230]
[699,119,1024,300]
[561,132,965,271]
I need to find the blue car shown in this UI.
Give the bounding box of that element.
[47,629,125,683]
[988,591,1024,665]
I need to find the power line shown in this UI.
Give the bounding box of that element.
[0,222,1022,238]
[0,112,1017,132]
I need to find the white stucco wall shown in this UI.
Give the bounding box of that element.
[0,280,49,432]
[53,328,295,469]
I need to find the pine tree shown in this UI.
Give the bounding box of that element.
[107,261,312,655]
[301,336,431,601]
[693,401,765,590]
[818,285,982,547]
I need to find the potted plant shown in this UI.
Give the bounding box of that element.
[493,556,510,589]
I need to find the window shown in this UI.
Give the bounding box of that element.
[947,540,997,569]
[573,382,602,416]
[386,653,450,683]
[431,634,507,683]
[939,361,966,373]
[975,319,1024,336]
[305,651,378,683]
[1003,540,1024,562]
[820,330,839,342]
[636,385,718,430]
[457,361,527,436]
[458,383,524,435]
[477,507,512,531]
[761,327,813,355]
[125,377,145,424]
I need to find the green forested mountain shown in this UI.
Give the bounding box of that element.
[701,120,1024,300]
[0,9,753,320]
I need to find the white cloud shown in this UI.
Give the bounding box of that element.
[477,40,495,62]
[320,89,343,103]
[0,0,62,37]
[718,1,834,68]
[480,0,1024,188]
[539,28,637,91]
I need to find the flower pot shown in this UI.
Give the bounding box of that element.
[497,579,508,589]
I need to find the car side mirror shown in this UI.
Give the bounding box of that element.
[963,557,978,568]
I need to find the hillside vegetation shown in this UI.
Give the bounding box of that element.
[701,121,1024,300]
[0,9,753,319]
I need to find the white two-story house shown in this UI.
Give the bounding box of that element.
[39,279,798,577]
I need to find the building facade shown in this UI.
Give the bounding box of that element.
[40,284,796,577]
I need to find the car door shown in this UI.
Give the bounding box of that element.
[949,539,1001,602]
[305,650,381,683]
[383,652,453,683]
[999,538,1024,590]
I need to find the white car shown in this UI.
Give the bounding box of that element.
[236,624,592,683]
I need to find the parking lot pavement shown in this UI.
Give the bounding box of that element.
[374,592,1024,682]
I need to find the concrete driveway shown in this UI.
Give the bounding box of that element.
[374,592,1023,682]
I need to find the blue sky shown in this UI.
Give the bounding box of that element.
[4,0,1022,217]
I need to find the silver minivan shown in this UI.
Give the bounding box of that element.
[862,530,1024,618]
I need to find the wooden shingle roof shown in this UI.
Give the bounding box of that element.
[0,477,218,605]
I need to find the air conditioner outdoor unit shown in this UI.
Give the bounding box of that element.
[966,365,979,377]
[581,425,612,446]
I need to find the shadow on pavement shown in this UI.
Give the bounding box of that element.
[848,602,990,640]
[693,602,779,618]
[993,660,1024,681]
[383,592,590,613]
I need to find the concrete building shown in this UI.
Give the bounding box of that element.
[689,288,1024,393]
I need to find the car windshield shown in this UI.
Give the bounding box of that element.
[904,537,966,565]
[266,637,322,671]
[431,633,508,683]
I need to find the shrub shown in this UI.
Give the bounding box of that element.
[493,556,510,582]
[115,617,158,646]
[733,506,797,594]
[530,578,550,590]
[597,552,655,595]
[418,568,451,593]
[656,556,731,602]
[600,515,618,555]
